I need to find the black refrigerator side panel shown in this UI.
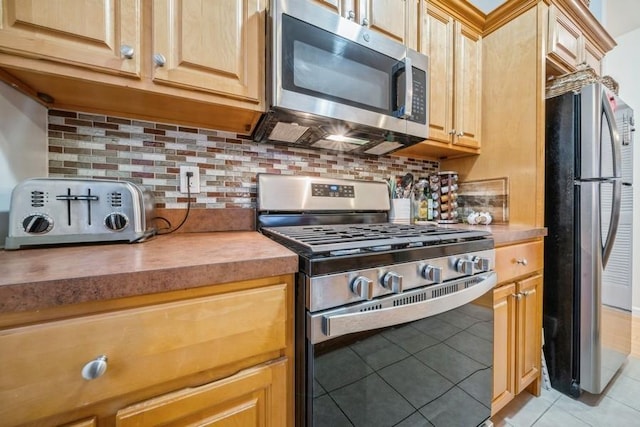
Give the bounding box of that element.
[544,92,581,396]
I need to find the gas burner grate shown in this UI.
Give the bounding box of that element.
[262,223,490,255]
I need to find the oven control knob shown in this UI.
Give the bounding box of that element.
[472,256,491,272]
[351,276,374,300]
[104,213,129,231]
[421,265,443,283]
[455,259,474,275]
[382,272,403,293]
[22,214,53,234]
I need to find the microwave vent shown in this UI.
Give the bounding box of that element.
[268,122,310,143]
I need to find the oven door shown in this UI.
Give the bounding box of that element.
[298,272,496,427]
[272,0,428,138]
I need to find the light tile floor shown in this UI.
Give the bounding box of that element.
[492,356,640,426]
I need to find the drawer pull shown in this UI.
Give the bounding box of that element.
[516,258,528,266]
[82,355,108,380]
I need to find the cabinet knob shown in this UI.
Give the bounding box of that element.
[456,132,464,137]
[516,258,528,266]
[448,129,456,135]
[347,10,355,20]
[511,293,522,300]
[81,355,108,380]
[120,44,135,59]
[361,17,369,27]
[153,53,166,67]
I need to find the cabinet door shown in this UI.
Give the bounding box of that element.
[515,274,542,393]
[424,5,454,145]
[361,0,407,45]
[547,5,582,71]
[492,283,516,416]
[453,21,481,149]
[152,0,264,105]
[310,0,350,16]
[0,0,140,76]
[116,359,287,427]
[584,39,602,75]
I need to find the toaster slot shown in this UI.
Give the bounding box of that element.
[56,188,99,226]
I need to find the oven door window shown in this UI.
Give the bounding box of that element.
[281,13,404,117]
[310,298,493,426]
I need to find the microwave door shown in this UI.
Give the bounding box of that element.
[275,4,413,135]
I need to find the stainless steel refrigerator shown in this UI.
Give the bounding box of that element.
[544,82,634,397]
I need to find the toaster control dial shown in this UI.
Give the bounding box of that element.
[23,214,53,234]
[104,213,129,231]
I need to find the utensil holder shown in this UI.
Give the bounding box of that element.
[389,199,412,224]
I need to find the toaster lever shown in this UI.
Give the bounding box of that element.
[56,195,99,201]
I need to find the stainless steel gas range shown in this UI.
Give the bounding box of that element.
[257,174,496,427]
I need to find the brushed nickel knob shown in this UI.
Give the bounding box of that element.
[120,44,134,59]
[448,129,456,135]
[421,265,443,283]
[351,276,374,300]
[456,132,464,137]
[347,10,355,20]
[81,355,108,380]
[516,258,528,266]
[382,271,403,293]
[361,17,369,27]
[153,53,166,67]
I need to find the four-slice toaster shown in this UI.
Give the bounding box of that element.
[4,178,156,250]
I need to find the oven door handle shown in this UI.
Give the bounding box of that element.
[312,271,497,344]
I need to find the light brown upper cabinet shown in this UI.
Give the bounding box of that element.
[0,0,140,77]
[308,0,421,49]
[425,3,482,150]
[152,0,264,104]
[0,1,265,133]
[546,2,614,77]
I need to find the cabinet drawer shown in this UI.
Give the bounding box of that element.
[495,241,543,284]
[0,284,287,426]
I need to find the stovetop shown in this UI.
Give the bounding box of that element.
[261,223,490,256]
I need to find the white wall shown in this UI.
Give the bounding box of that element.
[603,28,640,315]
[0,82,47,248]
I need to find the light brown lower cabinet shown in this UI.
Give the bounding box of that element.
[116,358,287,427]
[492,240,544,416]
[0,275,293,427]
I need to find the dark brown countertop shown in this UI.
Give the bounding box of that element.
[0,221,546,315]
[0,231,298,314]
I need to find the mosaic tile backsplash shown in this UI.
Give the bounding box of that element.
[48,110,439,208]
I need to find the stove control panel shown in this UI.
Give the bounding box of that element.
[311,183,355,198]
[307,249,495,312]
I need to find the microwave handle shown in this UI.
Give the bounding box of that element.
[402,56,413,119]
[392,56,413,119]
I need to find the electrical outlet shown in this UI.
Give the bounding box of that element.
[179,166,200,194]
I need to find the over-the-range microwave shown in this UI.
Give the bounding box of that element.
[252,0,429,156]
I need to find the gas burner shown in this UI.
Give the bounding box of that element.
[261,223,490,255]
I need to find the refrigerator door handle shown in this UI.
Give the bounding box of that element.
[601,88,622,178]
[602,179,622,267]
